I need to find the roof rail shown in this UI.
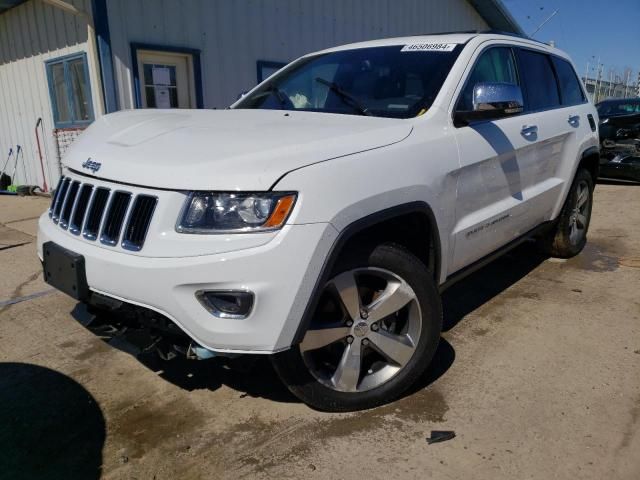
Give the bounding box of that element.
[419,29,550,47]
[478,29,550,45]
[424,29,481,35]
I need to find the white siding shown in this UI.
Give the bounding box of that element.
[0,0,488,187]
[0,0,100,188]
[108,0,488,109]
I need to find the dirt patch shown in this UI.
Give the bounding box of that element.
[566,241,619,273]
[322,388,448,438]
[519,292,540,300]
[217,417,314,475]
[472,328,490,337]
[109,396,207,461]
[619,257,640,269]
[73,339,112,361]
[0,224,34,248]
[0,270,42,315]
[619,394,640,451]
[201,388,448,477]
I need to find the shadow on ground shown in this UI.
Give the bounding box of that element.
[65,242,546,407]
[442,242,548,332]
[141,352,299,402]
[0,362,105,480]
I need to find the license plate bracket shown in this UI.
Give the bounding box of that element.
[42,241,90,301]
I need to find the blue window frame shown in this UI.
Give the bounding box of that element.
[257,60,287,84]
[45,52,95,128]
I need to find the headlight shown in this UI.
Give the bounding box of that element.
[176,192,297,233]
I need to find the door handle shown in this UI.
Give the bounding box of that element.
[568,115,580,126]
[521,125,538,136]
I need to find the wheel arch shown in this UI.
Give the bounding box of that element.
[578,145,600,184]
[290,201,442,345]
[551,144,601,221]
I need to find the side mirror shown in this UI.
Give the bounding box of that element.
[455,82,524,126]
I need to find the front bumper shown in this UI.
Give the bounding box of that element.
[599,156,640,182]
[38,213,337,353]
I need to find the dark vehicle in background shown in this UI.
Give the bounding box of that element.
[596,98,640,182]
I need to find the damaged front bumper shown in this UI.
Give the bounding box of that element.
[598,113,640,182]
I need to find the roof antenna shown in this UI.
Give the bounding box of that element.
[530,8,559,37]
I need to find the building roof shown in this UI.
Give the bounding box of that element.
[468,0,524,35]
[0,0,26,15]
[1,0,522,34]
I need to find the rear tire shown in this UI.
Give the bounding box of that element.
[271,243,442,412]
[539,168,594,258]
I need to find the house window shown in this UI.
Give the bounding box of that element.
[45,53,94,128]
[257,60,287,83]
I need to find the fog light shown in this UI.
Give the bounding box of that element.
[196,290,254,319]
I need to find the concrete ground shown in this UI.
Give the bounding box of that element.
[0,183,639,480]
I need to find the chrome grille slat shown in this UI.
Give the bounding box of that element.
[122,195,157,251]
[66,182,84,231]
[51,178,71,223]
[59,181,80,229]
[116,193,137,247]
[49,176,156,252]
[69,184,94,235]
[96,190,116,242]
[100,191,132,246]
[49,176,65,218]
[57,179,74,225]
[78,186,98,235]
[82,187,111,241]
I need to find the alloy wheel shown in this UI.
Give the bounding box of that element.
[569,180,590,245]
[300,267,422,393]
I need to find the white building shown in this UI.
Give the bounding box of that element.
[582,75,640,103]
[0,0,521,191]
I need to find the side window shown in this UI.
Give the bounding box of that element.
[551,57,586,106]
[45,53,94,128]
[516,49,560,111]
[458,47,518,111]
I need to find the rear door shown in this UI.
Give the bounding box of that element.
[547,54,593,215]
[514,48,580,223]
[450,45,543,273]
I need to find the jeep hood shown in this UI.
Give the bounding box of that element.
[63,109,412,190]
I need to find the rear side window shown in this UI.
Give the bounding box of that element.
[458,47,519,111]
[517,49,560,111]
[551,57,586,106]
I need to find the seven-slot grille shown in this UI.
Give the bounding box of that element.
[49,176,157,251]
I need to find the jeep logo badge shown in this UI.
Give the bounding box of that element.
[82,158,101,173]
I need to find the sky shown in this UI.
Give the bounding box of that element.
[502,0,640,83]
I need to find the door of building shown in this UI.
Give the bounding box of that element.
[136,50,196,109]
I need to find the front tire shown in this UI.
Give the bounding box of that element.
[539,168,594,258]
[271,243,442,412]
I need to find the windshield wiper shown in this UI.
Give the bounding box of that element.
[315,77,372,116]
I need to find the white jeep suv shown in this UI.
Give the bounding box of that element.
[38,32,600,411]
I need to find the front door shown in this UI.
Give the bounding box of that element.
[450,45,543,273]
[136,50,196,109]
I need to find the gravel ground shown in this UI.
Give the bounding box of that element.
[0,182,639,480]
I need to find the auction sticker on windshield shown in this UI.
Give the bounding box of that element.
[401,43,457,52]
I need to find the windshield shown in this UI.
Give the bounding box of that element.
[597,99,640,117]
[234,45,463,119]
